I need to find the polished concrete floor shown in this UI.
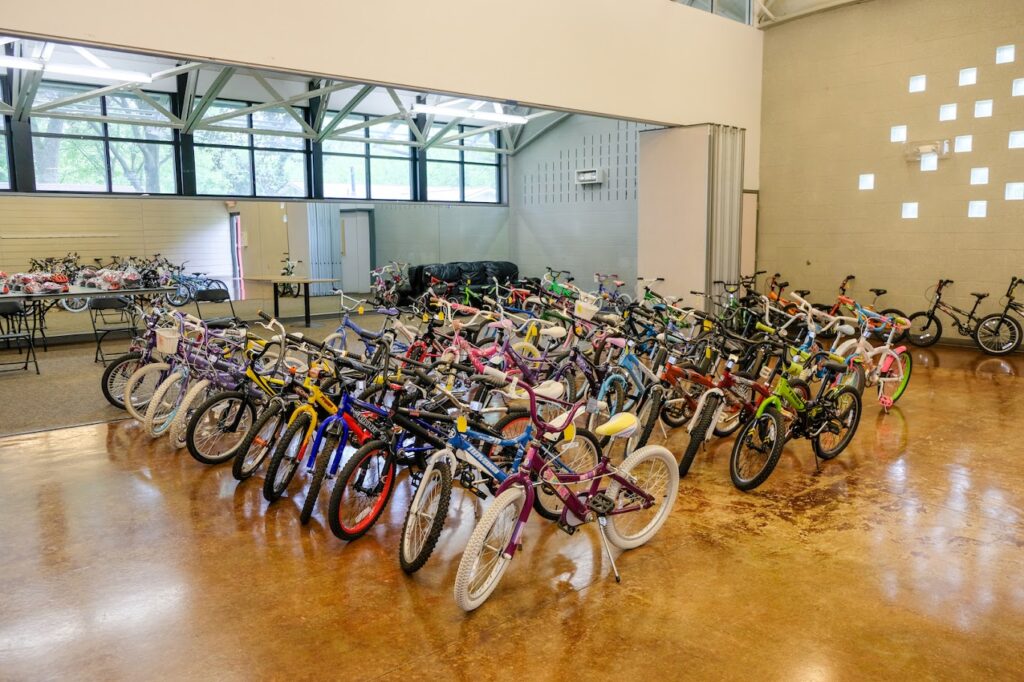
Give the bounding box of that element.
[1,345,1023,680]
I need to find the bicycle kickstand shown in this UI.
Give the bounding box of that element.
[597,516,621,583]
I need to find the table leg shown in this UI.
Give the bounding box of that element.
[303,283,311,327]
[273,283,280,319]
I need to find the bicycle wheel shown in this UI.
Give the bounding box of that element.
[398,459,453,574]
[123,362,170,422]
[263,412,312,502]
[627,385,664,453]
[836,360,866,396]
[812,386,862,460]
[660,377,701,428]
[185,390,257,465]
[678,393,720,477]
[532,428,602,521]
[165,284,191,307]
[729,407,785,491]
[232,402,286,481]
[879,351,912,404]
[169,379,212,450]
[454,486,525,612]
[144,371,187,438]
[604,444,679,549]
[974,314,1022,356]
[101,351,144,409]
[327,440,397,541]
[906,312,942,347]
[300,433,341,525]
[60,297,89,313]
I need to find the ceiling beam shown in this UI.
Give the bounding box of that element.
[201,81,353,125]
[32,62,201,114]
[512,113,571,154]
[317,84,374,142]
[422,118,462,148]
[182,66,234,133]
[253,71,317,136]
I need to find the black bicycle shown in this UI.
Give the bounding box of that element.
[972,277,1024,355]
[907,278,1019,354]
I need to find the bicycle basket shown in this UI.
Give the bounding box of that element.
[155,328,180,355]
[574,299,600,321]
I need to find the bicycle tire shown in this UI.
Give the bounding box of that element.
[628,385,664,453]
[185,390,257,465]
[263,412,312,502]
[604,444,679,549]
[144,371,187,438]
[123,362,170,422]
[300,433,341,525]
[398,459,453,574]
[454,486,525,612]
[60,297,89,313]
[327,440,396,541]
[168,379,212,450]
[974,314,1022,356]
[907,311,942,347]
[729,406,785,491]
[232,402,286,481]
[812,386,862,460]
[879,351,912,404]
[678,393,721,477]
[101,351,144,409]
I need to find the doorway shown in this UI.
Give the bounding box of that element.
[340,210,372,294]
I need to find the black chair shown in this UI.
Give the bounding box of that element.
[89,297,138,364]
[194,285,240,328]
[0,300,41,374]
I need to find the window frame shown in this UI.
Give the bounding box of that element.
[192,96,311,198]
[425,123,501,204]
[0,114,11,191]
[29,80,179,195]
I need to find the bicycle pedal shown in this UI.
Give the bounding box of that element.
[587,492,615,515]
[878,395,894,409]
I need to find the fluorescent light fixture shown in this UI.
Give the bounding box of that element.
[939,103,957,121]
[955,135,973,153]
[858,173,874,190]
[902,202,918,219]
[975,99,993,118]
[996,45,1015,64]
[890,125,907,142]
[1006,182,1024,201]
[0,55,43,71]
[959,68,977,86]
[920,152,938,172]
[971,167,989,185]
[968,200,987,218]
[44,63,153,83]
[411,104,527,125]
[0,55,152,82]
[909,75,926,93]
[1010,131,1024,149]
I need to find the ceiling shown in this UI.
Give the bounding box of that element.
[755,0,869,27]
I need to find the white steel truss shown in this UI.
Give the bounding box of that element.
[0,36,570,155]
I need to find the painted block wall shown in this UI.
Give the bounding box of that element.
[508,116,648,284]
[759,0,1024,316]
[372,203,510,267]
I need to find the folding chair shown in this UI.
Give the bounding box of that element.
[194,284,241,329]
[89,297,138,364]
[0,300,41,375]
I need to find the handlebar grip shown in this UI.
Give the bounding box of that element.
[847,274,856,280]
[257,310,271,322]
[755,270,767,275]
[482,365,508,383]
[413,368,436,387]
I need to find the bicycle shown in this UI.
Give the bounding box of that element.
[279,252,303,298]
[452,371,679,611]
[972,276,1024,356]
[907,278,996,350]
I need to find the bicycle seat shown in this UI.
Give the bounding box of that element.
[539,325,567,339]
[795,289,811,298]
[593,312,622,326]
[971,292,989,300]
[869,288,887,297]
[191,272,203,276]
[614,280,625,287]
[508,379,564,402]
[204,317,239,329]
[594,412,639,439]
[823,360,849,374]
[777,281,789,289]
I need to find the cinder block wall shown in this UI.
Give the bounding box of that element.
[759,0,1024,316]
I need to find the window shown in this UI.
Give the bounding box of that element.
[1014,79,1024,97]
[1006,183,1024,201]
[1009,131,1024,149]
[194,100,308,197]
[901,202,918,219]
[672,0,751,25]
[909,75,927,93]
[968,200,987,218]
[920,153,938,172]
[955,135,973,153]
[323,114,369,199]
[939,103,957,121]
[369,119,413,200]
[970,167,989,185]
[322,114,415,200]
[996,45,1015,64]
[426,124,500,203]
[0,116,10,190]
[30,83,177,193]
[959,68,977,86]
[858,173,874,190]
[975,100,993,118]
[890,125,907,143]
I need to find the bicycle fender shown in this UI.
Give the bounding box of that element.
[755,396,782,419]
[879,347,906,373]
[686,387,725,433]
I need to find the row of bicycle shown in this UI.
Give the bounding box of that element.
[99,269,912,610]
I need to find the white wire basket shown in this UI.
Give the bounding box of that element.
[155,328,180,355]
[574,300,600,320]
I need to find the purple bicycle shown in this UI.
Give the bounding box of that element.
[453,368,679,611]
